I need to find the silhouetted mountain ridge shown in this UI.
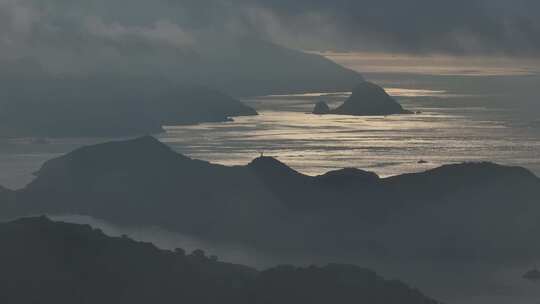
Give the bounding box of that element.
[4,137,540,264]
[248,156,308,180]
[34,135,186,178]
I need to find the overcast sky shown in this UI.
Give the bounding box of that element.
[0,0,539,74]
[240,0,540,55]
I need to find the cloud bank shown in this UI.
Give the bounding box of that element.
[243,0,540,56]
[0,0,539,66]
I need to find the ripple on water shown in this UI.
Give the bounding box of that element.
[160,91,540,178]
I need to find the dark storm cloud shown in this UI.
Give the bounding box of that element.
[0,0,539,69]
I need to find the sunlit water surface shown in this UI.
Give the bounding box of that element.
[160,87,540,180]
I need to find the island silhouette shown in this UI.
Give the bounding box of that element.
[313,82,411,116]
[0,83,257,137]
[2,136,539,268]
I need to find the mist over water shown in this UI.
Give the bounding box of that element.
[47,212,540,304]
[49,214,281,269]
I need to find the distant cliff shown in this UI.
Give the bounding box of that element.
[0,216,439,304]
[313,82,411,116]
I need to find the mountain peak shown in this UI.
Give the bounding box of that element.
[316,168,380,184]
[28,136,190,190]
[248,156,284,166]
[129,135,162,144]
[247,156,302,176]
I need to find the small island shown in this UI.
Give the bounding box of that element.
[312,101,331,114]
[312,82,412,116]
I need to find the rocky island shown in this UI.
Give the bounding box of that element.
[313,82,411,116]
[313,101,332,114]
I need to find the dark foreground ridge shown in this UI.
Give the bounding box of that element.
[0,216,438,304]
[313,82,411,116]
[2,136,540,264]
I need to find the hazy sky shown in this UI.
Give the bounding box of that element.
[1,0,539,65]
